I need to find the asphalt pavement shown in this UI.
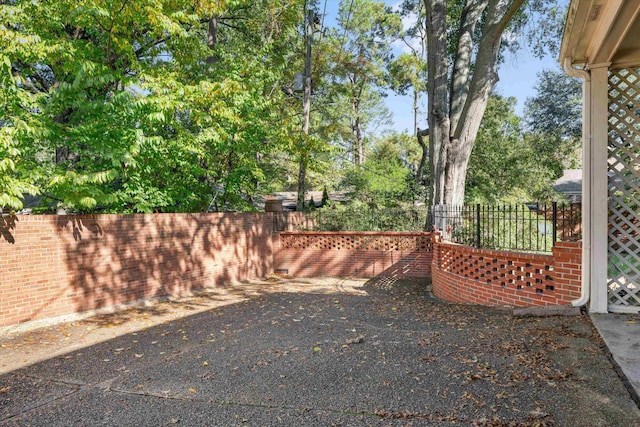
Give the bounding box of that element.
[1,278,639,426]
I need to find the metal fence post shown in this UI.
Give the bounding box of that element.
[476,204,481,248]
[552,201,558,246]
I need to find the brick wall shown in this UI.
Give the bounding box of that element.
[274,232,434,278]
[0,213,274,328]
[1,214,585,329]
[431,239,582,307]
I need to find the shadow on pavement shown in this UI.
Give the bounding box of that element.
[1,278,639,426]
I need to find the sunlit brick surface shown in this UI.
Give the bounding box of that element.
[432,241,582,307]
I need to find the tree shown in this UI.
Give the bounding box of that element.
[389,0,428,137]
[341,134,413,207]
[423,0,564,207]
[0,0,304,212]
[524,67,582,170]
[327,0,401,165]
[466,95,558,203]
[388,0,429,189]
[0,52,41,211]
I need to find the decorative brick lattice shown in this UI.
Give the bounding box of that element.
[280,232,433,252]
[608,68,640,312]
[438,244,554,295]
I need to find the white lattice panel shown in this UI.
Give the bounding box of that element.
[608,68,640,313]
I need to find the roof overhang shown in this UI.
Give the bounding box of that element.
[560,0,640,69]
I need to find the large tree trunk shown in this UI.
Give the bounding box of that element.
[424,0,449,206]
[449,0,488,134]
[425,0,525,207]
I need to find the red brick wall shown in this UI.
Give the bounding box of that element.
[1,214,585,329]
[274,232,434,278]
[431,240,582,307]
[0,213,274,328]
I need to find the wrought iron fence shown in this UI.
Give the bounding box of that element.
[300,202,581,253]
[427,203,581,253]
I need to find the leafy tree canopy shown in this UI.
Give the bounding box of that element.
[1,0,303,213]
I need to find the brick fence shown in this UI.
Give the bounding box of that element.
[275,232,582,307]
[0,213,300,328]
[274,231,434,278]
[431,239,582,307]
[1,213,583,329]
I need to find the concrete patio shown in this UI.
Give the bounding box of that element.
[1,278,639,426]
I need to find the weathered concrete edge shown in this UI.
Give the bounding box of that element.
[512,305,582,317]
[590,313,640,409]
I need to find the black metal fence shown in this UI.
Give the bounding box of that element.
[301,202,581,254]
[427,203,581,253]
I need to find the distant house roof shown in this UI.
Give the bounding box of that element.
[554,169,582,195]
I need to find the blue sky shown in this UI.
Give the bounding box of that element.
[319,0,564,134]
[386,50,561,134]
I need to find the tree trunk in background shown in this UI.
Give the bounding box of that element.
[425,0,449,206]
[297,10,314,211]
[413,89,419,137]
[416,128,429,186]
[351,99,364,165]
[424,0,525,206]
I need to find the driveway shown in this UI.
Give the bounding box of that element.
[1,277,639,426]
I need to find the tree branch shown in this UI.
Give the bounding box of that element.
[134,38,166,57]
[486,0,526,41]
[416,127,429,185]
[449,0,488,134]
[424,0,450,205]
[496,0,526,36]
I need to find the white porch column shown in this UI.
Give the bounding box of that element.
[587,64,610,313]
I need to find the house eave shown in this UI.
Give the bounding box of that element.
[560,0,640,69]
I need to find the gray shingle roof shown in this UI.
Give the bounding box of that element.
[554,169,582,194]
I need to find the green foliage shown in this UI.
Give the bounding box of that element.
[389,53,427,96]
[320,0,400,162]
[321,186,329,207]
[449,206,555,253]
[0,54,41,211]
[525,68,582,140]
[340,135,415,206]
[466,95,560,204]
[308,201,426,232]
[0,0,303,213]
[0,0,575,216]
[524,67,582,172]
